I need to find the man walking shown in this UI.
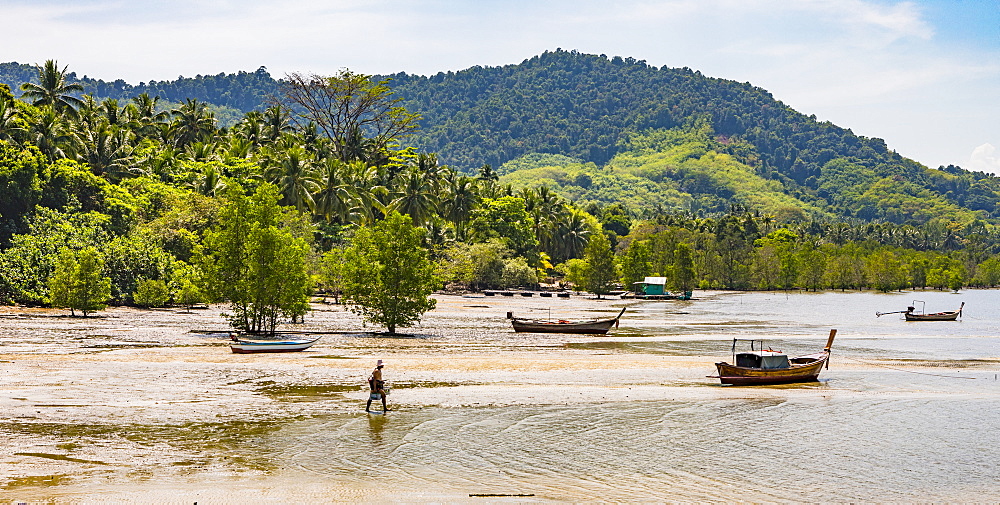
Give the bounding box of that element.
[366,359,390,412]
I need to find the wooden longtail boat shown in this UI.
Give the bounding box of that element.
[508,307,626,334]
[229,335,320,354]
[904,302,964,321]
[708,329,837,386]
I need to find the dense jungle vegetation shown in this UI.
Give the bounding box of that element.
[1,55,999,319]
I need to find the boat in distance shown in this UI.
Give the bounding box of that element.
[229,335,320,354]
[508,307,626,334]
[905,301,964,321]
[708,329,836,386]
[876,300,964,321]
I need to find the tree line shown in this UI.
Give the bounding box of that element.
[1,60,998,336]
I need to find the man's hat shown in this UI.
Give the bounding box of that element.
[376,359,383,367]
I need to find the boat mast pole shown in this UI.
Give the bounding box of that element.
[824,329,837,352]
[824,329,837,369]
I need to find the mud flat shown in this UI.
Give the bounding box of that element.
[2,291,999,502]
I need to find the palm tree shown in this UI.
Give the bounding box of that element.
[220,135,253,162]
[389,167,439,226]
[552,209,591,262]
[20,60,84,118]
[341,160,386,225]
[170,98,216,148]
[183,141,218,162]
[443,175,480,240]
[125,93,170,139]
[28,106,76,161]
[262,105,294,143]
[0,95,24,142]
[235,110,266,147]
[314,157,354,224]
[77,121,136,179]
[189,163,227,197]
[265,145,318,213]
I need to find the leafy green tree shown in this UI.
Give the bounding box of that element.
[796,246,826,291]
[319,246,348,303]
[973,256,1000,287]
[438,239,511,291]
[866,249,906,292]
[0,142,45,243]
[671,243,696,294]
[582,230,616,298]
[197,183,312,335]
[560,258,589,291]
[281,69,420,159]
[169,261,206,311]
[48,247,111,316]
[48,248,77,313]
[501,257,537,288]
[469,196,539,263]
[341,211,437,334]
[618,239,652,288]
[133,278,170,307]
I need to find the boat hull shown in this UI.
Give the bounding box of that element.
[229,338,319,354]
[711,353,828,385]
[510,318,616,334]
[904,312,960,321]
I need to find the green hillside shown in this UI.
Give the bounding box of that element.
[385,49,1000,225]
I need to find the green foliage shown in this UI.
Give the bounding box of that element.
[133,278,170,307]
[48,246,111,316]
[169,261,206,309]
[671,243,696,293]
[0,208,112,304]
[583,231,617,298]
[319,246,348,302]
[498,153,582,175]
[197,183,312,335]
[341,212,438,334]
[103,233,174,304]
[469,196,539,262]
[0,141,46,243]
[559,258,589,290]
[439,239,510,290]
[618,239,652,287]
[41,159,138,234]
[500,257,537,288]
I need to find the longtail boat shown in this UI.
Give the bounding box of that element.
[229,335,320,354]
[708,329,837,386]
[904,301,964,321]
[508,307,626,334]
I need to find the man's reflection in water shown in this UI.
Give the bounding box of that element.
[367,412,387,445]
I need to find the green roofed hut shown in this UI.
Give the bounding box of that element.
[622,277,692,300]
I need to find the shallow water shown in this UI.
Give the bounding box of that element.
[1,290,999,502]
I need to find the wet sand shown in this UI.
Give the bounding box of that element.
[2,291,999,502]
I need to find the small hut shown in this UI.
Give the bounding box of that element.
[631,276,667,296]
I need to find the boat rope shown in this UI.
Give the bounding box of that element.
[838,355,983,379]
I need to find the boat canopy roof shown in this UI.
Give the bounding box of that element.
[735,351,790,369]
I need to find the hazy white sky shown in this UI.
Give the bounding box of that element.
[3,0,998,172]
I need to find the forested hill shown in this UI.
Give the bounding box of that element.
[0,61,276,113]
[4,51,1000,224]
[385,50,1000,223]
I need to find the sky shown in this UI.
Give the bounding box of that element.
[3,0,998,172]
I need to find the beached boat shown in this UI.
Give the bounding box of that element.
[508,307,626,334]
[708,329,836,385]
[229,335,320,354]
[904,302,964,321]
